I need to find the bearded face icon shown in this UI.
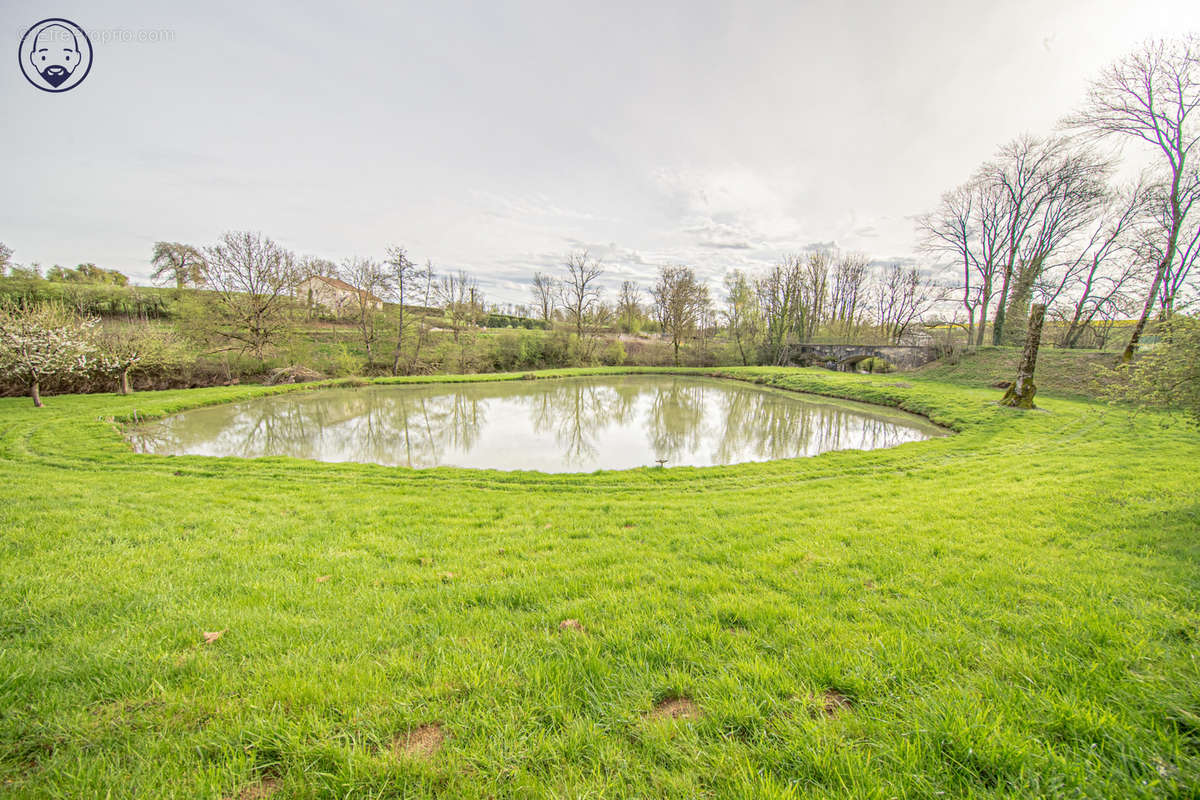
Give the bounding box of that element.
[29,24,81,88]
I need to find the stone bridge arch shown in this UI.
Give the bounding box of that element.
[786,344,941,371]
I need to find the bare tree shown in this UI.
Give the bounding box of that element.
[531,271,558,324]
[652,266,711,366]
[965,180,1010,346]
[982,136,1066,344]
[756,255,805,364]
[150,242,205,289]
[616,280,641,333]
[1004,149,1112,336]
[1064,34,1200,360]
[338,257,392,363]
[697,301,718,360]
[919,185,977,342]
[978,136,1112,344]
[874,264,944,344]
[385,245,417,375]
[439,270,483,372]
[829,252,869,339]
[200,231,301,362]
[298,256,338,279]
[559,251,605,355]
[1162,213,1200,313]
[800,250,831,341]
[723,269,760,365]
[920,176,1021,346]
[409,260,437,372]
[1141,169,1200,314]
[1040,179,1155,347]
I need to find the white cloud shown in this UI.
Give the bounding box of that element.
[3,0,1199,304]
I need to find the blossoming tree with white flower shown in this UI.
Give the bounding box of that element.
[95,323,188,395]
[0,301,98,407]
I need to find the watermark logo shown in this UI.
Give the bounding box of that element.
[18,18,93,93]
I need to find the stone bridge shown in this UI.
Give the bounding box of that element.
[786,343,942,371]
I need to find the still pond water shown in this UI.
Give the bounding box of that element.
[128,375,944,472]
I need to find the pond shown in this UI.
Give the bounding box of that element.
[127,375,945,472]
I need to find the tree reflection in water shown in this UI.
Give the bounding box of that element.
[712,388,924,463]
[130,376,943,471]
[527,380,639,466]
[645,379,707,464]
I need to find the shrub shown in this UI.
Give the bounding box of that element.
[325,343,366,377]
[601,339,627,366]
[1105,315,1200,423]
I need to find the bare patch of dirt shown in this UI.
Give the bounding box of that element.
[234,776,280,799]
[393,723,445,760]
[202,630,225,645]
[648,696,700,721]
[814,689,851,717]
[559,619,585,632]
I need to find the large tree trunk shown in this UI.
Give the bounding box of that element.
[991,268,1014,345]
[391,309,405,376]
[1000,303,1046,410]
[1002,256,1044,345]
[1123,179,1184,363]
[31,380,43,408]
[975,276,993,347]
[1120,262,1167,363]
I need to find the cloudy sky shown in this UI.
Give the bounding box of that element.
[4,0,1198,304]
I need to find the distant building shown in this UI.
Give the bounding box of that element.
[295,275,384,315]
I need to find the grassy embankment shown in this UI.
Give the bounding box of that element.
[0,360,1198,798]
[916,346,1123,399]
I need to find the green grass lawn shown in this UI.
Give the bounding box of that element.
[1,366,1198,798]
[915,346,1121,399]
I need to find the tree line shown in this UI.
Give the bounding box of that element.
[919,33,1199,359]
[3,34,1196,409]
[527,249,943,368]
[0,231,942,405]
